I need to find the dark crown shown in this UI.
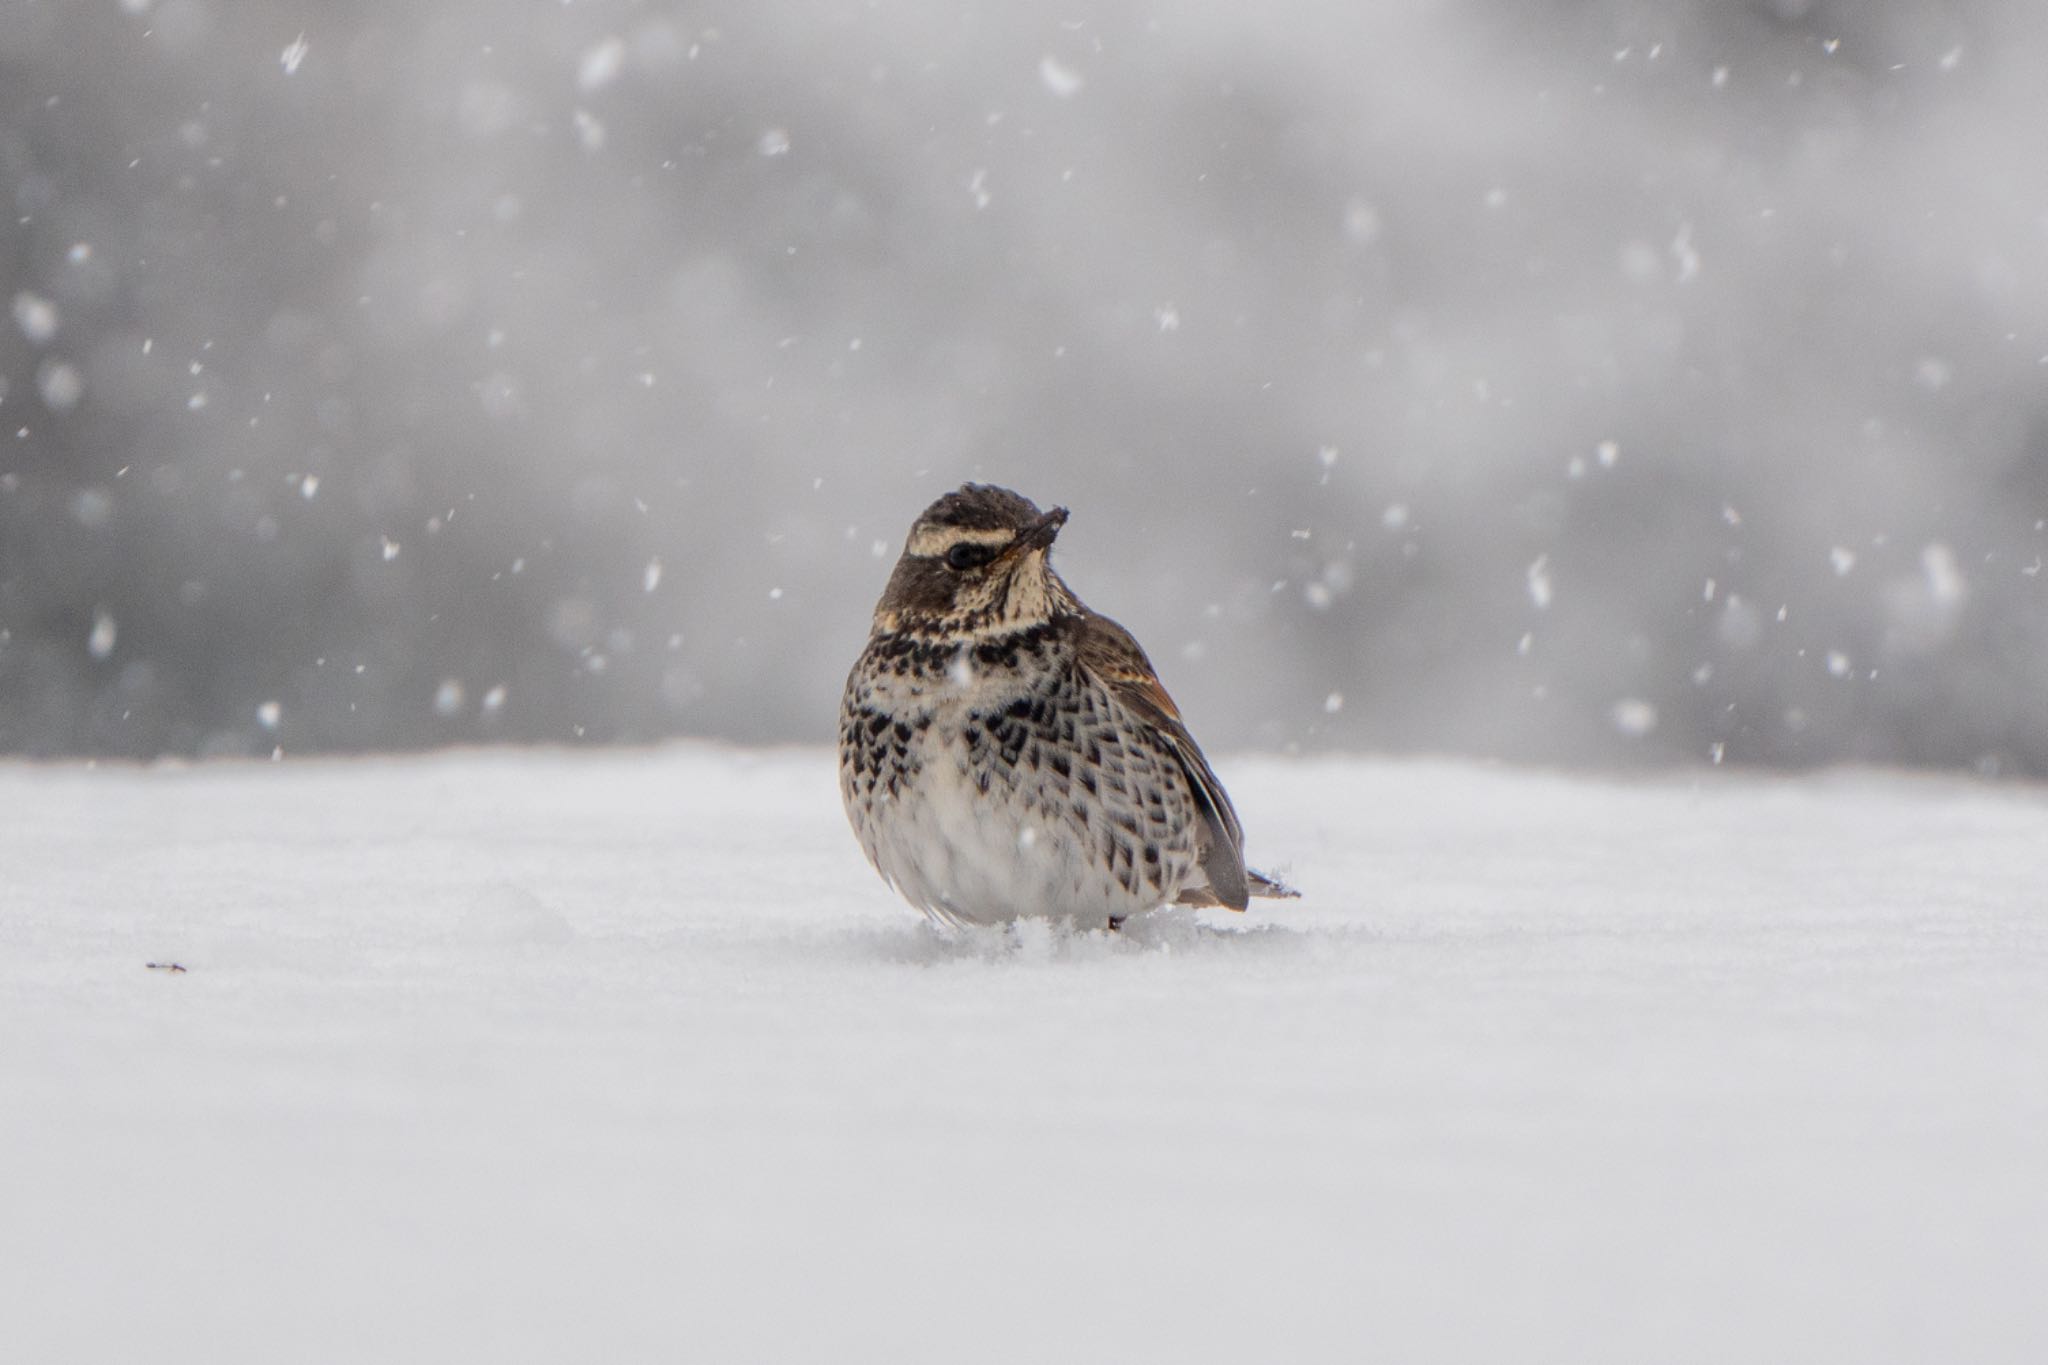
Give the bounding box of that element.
[915,484,1046,534]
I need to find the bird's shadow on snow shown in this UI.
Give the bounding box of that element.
[824,907,1342,967]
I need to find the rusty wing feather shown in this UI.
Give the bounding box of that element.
[1072,611,1252,910]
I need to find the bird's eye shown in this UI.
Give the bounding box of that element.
[946,542,997,571]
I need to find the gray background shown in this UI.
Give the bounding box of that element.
[2,0,2044,770]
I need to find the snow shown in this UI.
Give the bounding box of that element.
[5,747,2046,1362]
[12,290,59,344]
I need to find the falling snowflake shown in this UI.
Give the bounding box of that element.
[1038,56,1083,98]
[578,36,626,92]
[12,292,58,344]
[88,610,117,660]
[1611,699,1658,738]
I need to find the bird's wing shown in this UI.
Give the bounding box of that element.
[1072,612,1250,910]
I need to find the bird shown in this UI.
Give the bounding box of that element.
[838,483,1297,930]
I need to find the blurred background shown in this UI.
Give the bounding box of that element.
[2,0,2043,771]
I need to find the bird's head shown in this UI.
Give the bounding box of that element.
[873,484,1076,635]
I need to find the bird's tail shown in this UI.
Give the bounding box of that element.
[1174,866,1301,909]
[1246,867,1300,900]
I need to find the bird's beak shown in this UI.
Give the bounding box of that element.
[1010,507,1069,557]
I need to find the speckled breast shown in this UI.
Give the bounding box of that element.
[839,621,1202,927]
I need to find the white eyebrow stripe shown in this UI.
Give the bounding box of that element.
[907,524,1016,557]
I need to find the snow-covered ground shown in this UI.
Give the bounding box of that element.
[4,747,2045,1363]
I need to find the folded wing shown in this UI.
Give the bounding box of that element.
[1072,613,1252,910]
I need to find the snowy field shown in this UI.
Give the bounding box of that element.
[5,746,2046,1363]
